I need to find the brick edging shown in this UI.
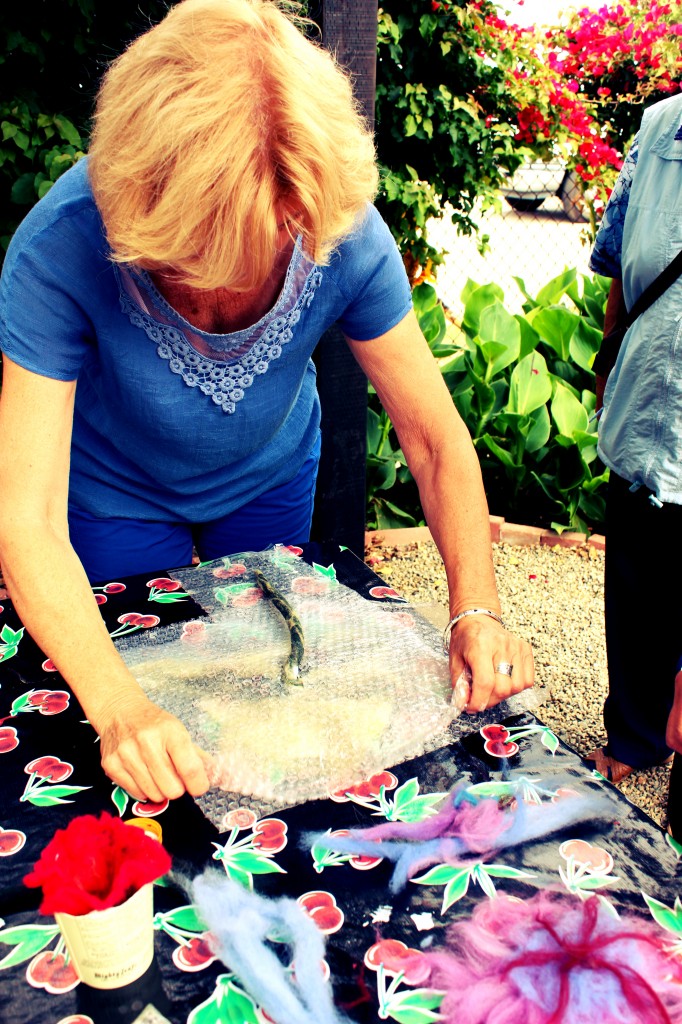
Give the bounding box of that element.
[365,516,606,552]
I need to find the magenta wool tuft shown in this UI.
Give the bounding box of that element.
[407,893,682,1024]
[307,780,612,893]
[358,785,510,850]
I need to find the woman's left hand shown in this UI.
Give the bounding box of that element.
[447,615,534,712]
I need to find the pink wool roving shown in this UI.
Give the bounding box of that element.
[407,893,682,1024]
[308,780,610,893]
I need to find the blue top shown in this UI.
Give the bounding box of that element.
[589,136,639,279]
[588,94,682,504]
[0,159,413,521]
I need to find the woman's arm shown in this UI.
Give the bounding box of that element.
[346,309,534,712]
[0,356,210,800]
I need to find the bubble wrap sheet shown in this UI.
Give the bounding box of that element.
[114,548,469,823]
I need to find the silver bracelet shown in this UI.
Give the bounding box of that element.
[443,608,506,653]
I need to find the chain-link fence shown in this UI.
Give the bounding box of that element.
[430,162,595,326]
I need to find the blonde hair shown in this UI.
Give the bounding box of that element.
[88,0,378,290]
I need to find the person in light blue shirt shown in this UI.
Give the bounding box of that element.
[0,0,533,806]
[587,94,682,816]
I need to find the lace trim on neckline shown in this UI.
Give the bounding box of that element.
[116,254,323,414]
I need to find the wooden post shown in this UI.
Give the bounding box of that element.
[310,0,378,558]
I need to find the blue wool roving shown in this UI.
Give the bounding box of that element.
[192,871,349,1024]
[306,778,614,893]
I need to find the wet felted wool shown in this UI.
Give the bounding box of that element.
[406,892,682,1024]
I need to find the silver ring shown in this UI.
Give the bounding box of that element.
[495,661,514,677]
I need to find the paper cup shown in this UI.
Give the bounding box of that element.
[55,883,155,989]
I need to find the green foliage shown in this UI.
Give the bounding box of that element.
[0,1,171,253]
[367,273,612,535]
[375,0,524,280]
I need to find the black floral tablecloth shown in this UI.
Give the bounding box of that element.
[1,542,681,1024]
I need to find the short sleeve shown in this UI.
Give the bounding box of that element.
[589,135,639,279]
[0,193,97,382]
[333,205,413,341]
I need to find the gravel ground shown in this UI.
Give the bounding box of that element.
[368,538,671,830]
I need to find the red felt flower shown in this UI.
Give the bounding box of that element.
[24,812,171,916]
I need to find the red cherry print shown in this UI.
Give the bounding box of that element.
[369,585,403,600]
[330,770,399,802]
[27,689,52,705]
[94,594,107,606]
[368,771,399,793]
[232,589,263,607]
[349,852,383,871]
[37,691,70,716]
[304,906,343,934]
[483,738,520,758]
[291,577,329,596]
[131,798,170,817]
[137,615,161,627]
[181,621,207,645]
[103,582,126,594]
[25,755,73,782]
[182,621,205,635]
[55,1016,95,1024]
[559,839,613,873]
[117,612,144,625]
[0,826,26,856]
[0,726,19,753]
[212,565,247,579]
[222,808,257,830]
[480,724,511,743]
[281,546,303,556]
[252,818,287,853]
[297,890,335,912]
[364,939,430,985]
[146,578,182,592]
[297,891,344,934]
[351,780,373,798]
[552,787,580,803]
[0,604,3,614]
[26,951,80,993]
[171,936,217,972]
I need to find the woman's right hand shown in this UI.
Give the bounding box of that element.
[96,691,212,802]
[0,358,213,805]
